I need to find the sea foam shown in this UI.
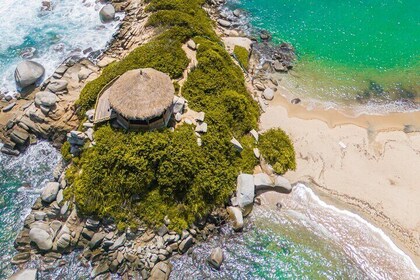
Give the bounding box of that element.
[0,0,121,94]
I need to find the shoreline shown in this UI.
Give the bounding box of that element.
[217,2,420,268]
[257,90,420,268]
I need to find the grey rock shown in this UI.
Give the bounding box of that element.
[262,88,274,100]
[207,247,224,270]
[226,206,244,231]
[217,19,231,28]
[253,173,273,189]
[2,102,16,112]
[273,60,287,72]
[91,262,109,278]
[86,218,100,231]
[150,261,172,280]
[230,137,243,151]
[35,91,57,107]
[89,232,105,249]
[56,189,64,204]
[236,174,255,214]
[253,148,260,159]
[273,176,293,193]
[187,39,196,50]
[41,182,59,203]
[29,227,53,251]
[56,233,71,251]
[99,4,115,23]
[157,225,168,237]
[195,122,208,133]
[81,228,95,240]
[195,112,205,122]
[250,129,259,142]
[78,68,93,81]
[173,96,186,114]
[47,80,68,93]
[179,236,193,254]
[110,233,126,250]
[7,269,38,280]
[14,61,45,89]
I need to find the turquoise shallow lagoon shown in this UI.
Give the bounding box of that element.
[225,0,420,112]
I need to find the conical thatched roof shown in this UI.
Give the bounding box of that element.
[107,68,174,120]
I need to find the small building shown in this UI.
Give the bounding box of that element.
[95,68,175,130]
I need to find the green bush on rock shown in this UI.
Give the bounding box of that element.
[233,45,250,70]
[259,128,296,174]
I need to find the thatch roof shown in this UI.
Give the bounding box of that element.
[107,68,174,120]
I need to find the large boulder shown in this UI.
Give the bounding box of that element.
[236,174,255,211]
[47,80,68,93]
[207,247,224,270]
[99,4,115,23]
[179,236,193,254]
[226,206,243,232]
[217,19,231,28]
[14,61,45,89]
[253,173,274,189]
[8,269,38,280]
[262,88,274,100]
[274,176,292,193]
[29,227,53,251]
[150,261,172,280]
[35,91,57,107]
[41,182,59,203]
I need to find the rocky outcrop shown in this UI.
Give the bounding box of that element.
[14,61,45,89]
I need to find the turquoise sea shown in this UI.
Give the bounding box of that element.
[224,0,420,113]
[1,0,420,279]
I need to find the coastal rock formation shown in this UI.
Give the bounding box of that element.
[227,206,244,231]
[34,91,57,108]
[207,247,224,270]
[14,61,45,89]
[100,4,116,23]
[29,227,53,251]
[41,182,59,203]
[150,261,172,280]
[262,88,274,100]
[236,174,255,211]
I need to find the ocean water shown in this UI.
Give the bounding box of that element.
[0,142,61,278]
[225,0,420,113]
[171,184,420,279]
[0,0,121,94]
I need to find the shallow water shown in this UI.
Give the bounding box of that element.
[224,0,420,113]
[171,184,420,279]
[0,0,120,93]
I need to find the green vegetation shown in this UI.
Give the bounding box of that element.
[60,141,72,163]
[259,128,296,174]
[71,125,250,231]
[65,0,295,231]
[233,46,250,70]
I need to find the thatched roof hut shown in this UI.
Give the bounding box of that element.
[108,68,174,121]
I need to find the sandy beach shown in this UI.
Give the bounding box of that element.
[258,84,420,267]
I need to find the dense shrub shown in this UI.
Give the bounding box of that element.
[259,128,296,174]
[233,46,249,70]
[72,125,243,231]
[182,39,259,136]
[60,141,72,162]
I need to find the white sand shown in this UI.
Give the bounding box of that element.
[259,92,420,267]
